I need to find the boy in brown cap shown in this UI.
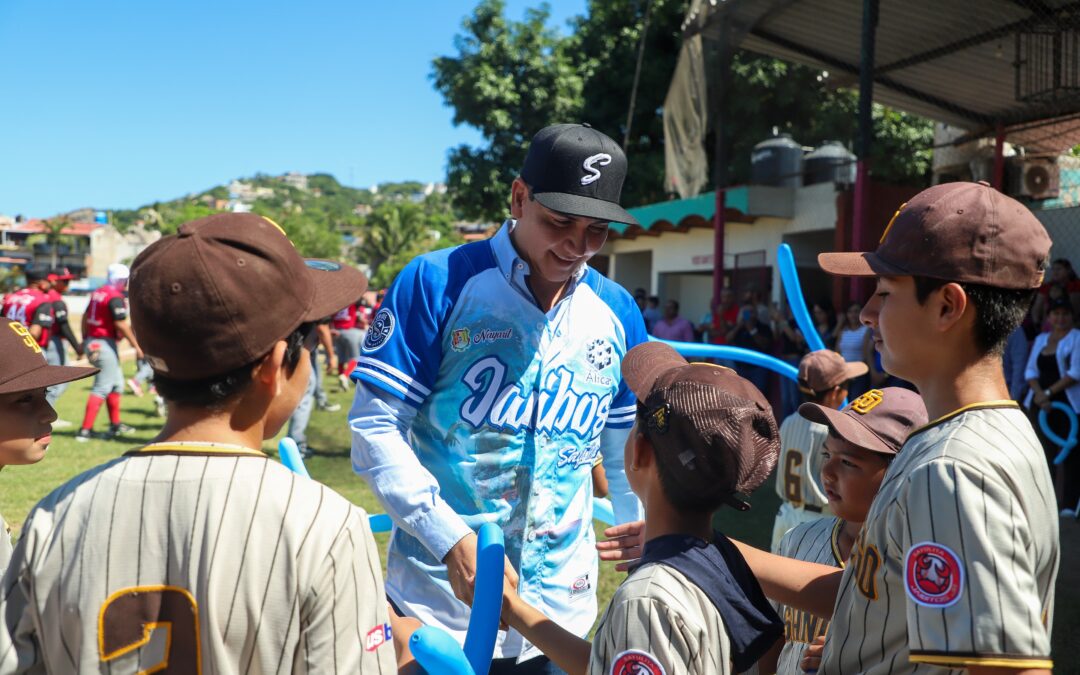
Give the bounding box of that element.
[771,350,868,551]
[603,182,1059,674]
[0,214,406,673]
[761,387,927,674]
[0,320,96,571]
[500,342,783,675]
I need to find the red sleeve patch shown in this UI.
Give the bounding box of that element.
[364,623,392,651]
[611,649,666,675]
[904,541,964,608]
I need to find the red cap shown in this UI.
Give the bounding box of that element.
[819,181,1051,289]
[129,213,367,380]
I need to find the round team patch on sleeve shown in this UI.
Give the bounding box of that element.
[904,541,964,608]
[363,308,395,352]
[611,649,665,675]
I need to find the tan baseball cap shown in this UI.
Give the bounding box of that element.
[622,342,780,508]
[798,350,869,395]
[819,181,1051,289]
[0,320,97,394]
[799,387,928,456]
[129,213,368,380]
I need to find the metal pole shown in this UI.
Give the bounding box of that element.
[993,122,1006,190]
[623,0,654,150]
[712,18,732,304]
[851,0,879,302]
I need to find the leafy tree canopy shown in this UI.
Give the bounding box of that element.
[433,0,933,222]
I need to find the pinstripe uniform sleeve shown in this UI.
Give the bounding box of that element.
[294,506,396,674]
[590,594,699,675]
[903,458,1052,670]
[0,513,44,673]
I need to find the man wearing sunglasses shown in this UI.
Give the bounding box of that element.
[350,124,647,673]
[0,214,408,673]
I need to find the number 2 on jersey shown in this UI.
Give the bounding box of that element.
[99,585,201,674]
[783,450,804,506]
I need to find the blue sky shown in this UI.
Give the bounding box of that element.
[0,0,586,217]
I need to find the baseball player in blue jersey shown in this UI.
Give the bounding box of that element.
[350,123,647,673]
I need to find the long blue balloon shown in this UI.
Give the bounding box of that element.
[1038,402,1078,465]
[778,242,826,352]
[410,626,476,674]
[463,522,504,675]
[278,437,310,478]
[651,338,799,381]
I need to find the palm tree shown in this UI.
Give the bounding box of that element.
[42,216,70,269]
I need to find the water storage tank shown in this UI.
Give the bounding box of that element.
[751,133,804,187]
[805,141,856,186]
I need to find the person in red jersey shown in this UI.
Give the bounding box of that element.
[77,263,143,442]
[43,269,84,409]
[2,268,55,348]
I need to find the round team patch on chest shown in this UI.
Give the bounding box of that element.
[363,308,395,352]
[611,649,665,675]
[904,541,964,607]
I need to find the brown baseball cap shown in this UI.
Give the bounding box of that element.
[0,320,97,394]
[622,342,780,508]
[129,213,368,380]
[799,387,927,456]
[819,181,1051,289]
[798,350,869,395]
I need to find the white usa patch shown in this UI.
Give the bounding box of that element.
[363,308,395,352]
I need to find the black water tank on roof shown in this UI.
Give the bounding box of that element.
[751,133,804,188]
[805,141,857,186]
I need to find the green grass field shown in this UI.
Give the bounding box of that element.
[4,360,1078,670]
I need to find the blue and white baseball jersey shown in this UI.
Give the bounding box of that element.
[352,222,647,658]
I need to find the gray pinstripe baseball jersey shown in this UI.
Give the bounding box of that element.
[772,517,844,675]
[0,442,397,674]
[590,562,732,675]
[820,403,1059,674]
[0,516,11,575]
[774,413,830,511]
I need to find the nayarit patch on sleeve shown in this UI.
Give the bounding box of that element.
[611,649,666,675]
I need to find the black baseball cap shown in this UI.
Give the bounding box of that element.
[622,342,780,509]
[521,124,639,226]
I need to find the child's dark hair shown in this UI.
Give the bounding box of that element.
[154,322,314,408]
[636,404,734,512]
[912,277,1034,356]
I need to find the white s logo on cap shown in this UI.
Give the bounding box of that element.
[581,153,612,186]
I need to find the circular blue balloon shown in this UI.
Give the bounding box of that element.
[1038,402,1078,465]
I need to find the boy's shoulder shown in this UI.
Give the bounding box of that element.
[778,516,843,565]
[901,403,1040,473]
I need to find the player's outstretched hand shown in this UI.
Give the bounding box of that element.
[800,635,826,673]
[596,520,645,572]
[444,532,520,608]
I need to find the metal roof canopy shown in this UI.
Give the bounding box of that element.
[701,0,1080,151]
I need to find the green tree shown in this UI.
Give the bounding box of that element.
[41,216,70,269]
[359,202,463,288]
[433,1,934,220]
[431,0,584,222]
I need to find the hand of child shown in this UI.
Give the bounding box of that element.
[800,635,826,673]
[596,520,645,572]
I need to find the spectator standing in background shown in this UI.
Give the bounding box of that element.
[727,300,774,394]
[1032,257,1080,325]
[773,302,808,419]
[1003,324,1032,401]
[651,299,695,342]
[643,295,662,331]
[833,302,872,398]
[811,299,836,347]
[1024,297,1080,514]
[698,287,740,347]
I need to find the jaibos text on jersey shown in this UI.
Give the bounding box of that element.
[353,224,646,652]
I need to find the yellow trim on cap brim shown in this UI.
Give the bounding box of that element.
[909,653,1052,669]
